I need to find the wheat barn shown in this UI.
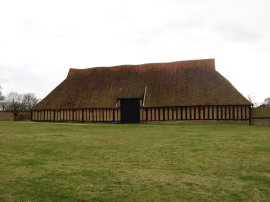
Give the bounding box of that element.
[32,59,252,124]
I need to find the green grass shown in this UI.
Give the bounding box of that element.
[0,122,269,201]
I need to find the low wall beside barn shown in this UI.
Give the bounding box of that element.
[0,112,15,121]
[0,111,31,121]
[251,107,270,126]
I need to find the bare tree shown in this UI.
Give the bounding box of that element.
[5,92,23,111]
[0,85,4,101]
[261,97,270,107]
[0,86,5,111]
[0,90,39,111]
[247,95,259,107]
[22,93,39,110]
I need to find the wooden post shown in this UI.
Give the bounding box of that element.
[220,106,223,120]
[211,106,213,120]
[180,107,183,120]
[82,109,84,123]
[249,106,252,125]
[240,105,243,120]
[207,106,209,120]
[146,108,148,123]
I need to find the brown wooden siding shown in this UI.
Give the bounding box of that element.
[32,105,251,123]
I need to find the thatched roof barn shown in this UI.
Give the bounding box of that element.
[32,59,252,123]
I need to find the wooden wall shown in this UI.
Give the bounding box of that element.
[32,105,251,123]
[32,108,120,122]
[141,105,251,122]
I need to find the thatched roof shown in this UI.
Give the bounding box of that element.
[33,59,251,110]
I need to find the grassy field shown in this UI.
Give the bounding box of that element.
[0,122,269,201]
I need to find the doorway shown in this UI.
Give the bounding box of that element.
[120,98,140,123]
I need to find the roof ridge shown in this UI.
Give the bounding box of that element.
[67,58,215,77]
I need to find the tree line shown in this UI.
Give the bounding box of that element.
[0,86,39,111]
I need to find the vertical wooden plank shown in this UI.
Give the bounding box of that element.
[236,106,239,120]
[188,106,190,120]
[162,108,165,121]
[147,108,149,121]
[216,106,218,120]
[249,106,251,125]
[158,108,161,121]
[71,110,73,121]
[110,109,112,122]
[228,106,231,120]
[82,109,84,122]
[220,106,223,120]
[91,108,93,122]
[225,106,227,120]
[207,106,210,119]
[203,106,205,120]
[244,106,247,120]
[101,109,103,122]
[232,106,235,120]
[180,107,183,120]
[211,106,213,120]
[240,106,243,120]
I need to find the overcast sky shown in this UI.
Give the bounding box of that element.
[0,0,269,104]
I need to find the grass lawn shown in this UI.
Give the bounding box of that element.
[0,122,269,201]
